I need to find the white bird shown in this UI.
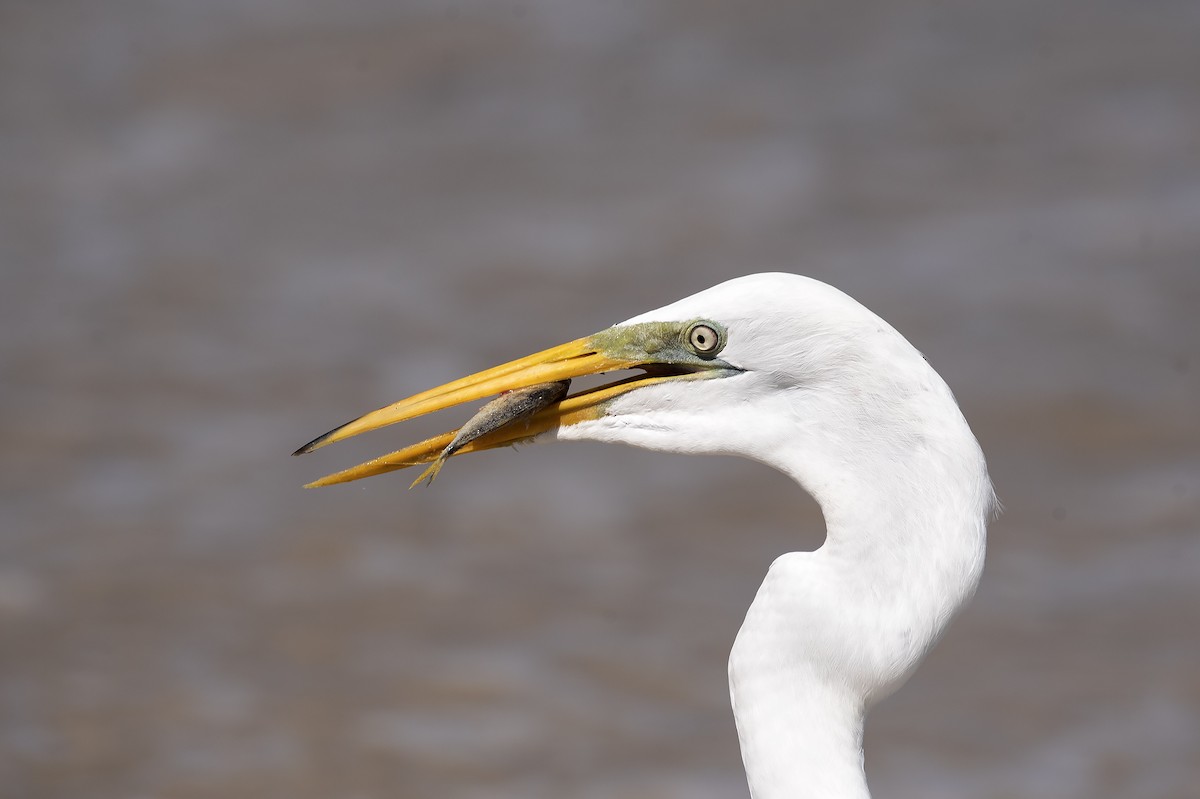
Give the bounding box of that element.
[295,273,995,799]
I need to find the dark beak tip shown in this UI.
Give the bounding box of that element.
[292,433,327,456]
[293,416,359,457]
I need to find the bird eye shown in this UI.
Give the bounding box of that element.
[687,322,722,355]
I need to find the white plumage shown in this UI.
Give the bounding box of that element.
[298,273,996,798]
[558,274,993,797]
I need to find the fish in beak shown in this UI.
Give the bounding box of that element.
[406,380,571,488]
[292,319,735,488]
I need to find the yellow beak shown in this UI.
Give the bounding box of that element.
[292,334,696,488]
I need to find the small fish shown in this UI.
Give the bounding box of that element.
[411,380,571,487]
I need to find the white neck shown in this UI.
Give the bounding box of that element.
[728,380,991,799]
[554,275,995,798]
[730,652,869,799]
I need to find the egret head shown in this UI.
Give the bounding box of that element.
[295,273,965,494]
[555,274,925,459]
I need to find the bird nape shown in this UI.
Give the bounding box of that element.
[294,272,995,799]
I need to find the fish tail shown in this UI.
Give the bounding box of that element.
[409,455,448,489]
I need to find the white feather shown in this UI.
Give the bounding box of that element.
[554,274,993,798]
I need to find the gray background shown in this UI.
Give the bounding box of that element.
[3,1,1198,797]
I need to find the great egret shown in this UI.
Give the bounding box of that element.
[295,273,995,799]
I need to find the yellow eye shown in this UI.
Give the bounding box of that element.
[687,323,720,354]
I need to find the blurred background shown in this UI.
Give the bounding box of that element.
[3,1,1198,797]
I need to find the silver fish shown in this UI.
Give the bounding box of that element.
[411,380,571,487]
